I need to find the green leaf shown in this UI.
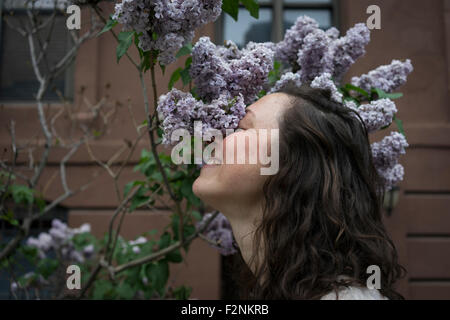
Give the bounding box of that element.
[159,62,166,75]
[123,180,145,198]
[116,31,134,63]
[166,248,183,263]
[20,246,39,262]
[185,56,192,68]
[385,92,403,100]
[158,232,171,250]
[371,88,403,100]
[140,51,152,72]
[97,15,117,37]
[176,43,193,58]
[37,258,59,279]
[268,60,282,85]
[240,0,259,19]
[92,279,114,299]
[146,260,169,297]
[10,185,34,205]
[168,68,182,90]
[0,209,19,227]
[173,285,192,300]
[129,186,150,211]
[180,67,191,86]
[394,117,406,138]
[191,210,202,221]
[344,84,370,98]
[117,282,135,299]
[222,0,239,21]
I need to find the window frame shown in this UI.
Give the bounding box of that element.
[214,0,340,45]
[0,2,75,103]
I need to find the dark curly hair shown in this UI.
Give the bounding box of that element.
[233,84,406,300]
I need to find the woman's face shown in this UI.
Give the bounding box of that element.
[192,93,292,213]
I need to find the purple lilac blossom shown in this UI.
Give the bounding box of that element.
[26,219,93,263]
[344,100,359,110]
[157,88,246,144]
[371,132,408,189]
[216,40,242,60]
[356,98,397,132]
[371,131,408,170]
[196,212,237,256]
[328,23,370,81]
[269,72,302,93]
[113,0,222,65]
[190,37,274,104]
[190,37,231,102]
[228,43,275,104]
[310,73,343,103]
[379,163,405,190]
[275,15,319,65]
[297,29,333,82]
[157,88,201,144]
[325,27,340,40]
[351,59,414,93]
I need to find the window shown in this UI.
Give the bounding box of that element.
[0,0,74,102]
[217,0,338,47]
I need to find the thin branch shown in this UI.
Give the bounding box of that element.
[113,211,220,275]
[60,140,84,194]
[92,5,140,70]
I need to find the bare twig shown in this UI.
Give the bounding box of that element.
[112,211,219,275]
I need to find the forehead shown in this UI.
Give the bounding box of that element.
[243,93,292,129]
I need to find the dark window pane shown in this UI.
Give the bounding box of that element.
[223,8,272,48]
[0,11,72,101]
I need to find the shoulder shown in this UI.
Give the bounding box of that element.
[320,286,389,300]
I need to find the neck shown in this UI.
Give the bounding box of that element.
[219,200,263,274]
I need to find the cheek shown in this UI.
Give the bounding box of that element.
[215,133,268,193]
[193,130,271,202]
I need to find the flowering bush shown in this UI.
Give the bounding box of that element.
[10,218,195,299]
[157,15,413,193]
[112,0,222,65]
[1,0,413,300]
[7,220,96,299]
[154,15,413,257]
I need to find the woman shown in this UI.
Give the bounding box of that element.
[192,84,405,300]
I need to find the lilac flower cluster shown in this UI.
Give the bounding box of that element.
[351,59,414,93]
[10,271,48,294]
[371,132,409,190]
[113,0,222,65]
[196,212,237,256]
[157,88,245,144]
[310,73,343,103]
[190,37,275,104]
[275,15,319,65]
[26,219,94,263]
[126,236,148,254]
[154,13,412,194]
[274,16,370,84]
[356,98,398,132]
[297,29,333,82]
[328,23,370,81]
[269,72,302,94]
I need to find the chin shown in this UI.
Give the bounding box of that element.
[192,177,203,199]
[192,175,220,209]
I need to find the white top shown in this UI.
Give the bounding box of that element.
[320,286,388,300]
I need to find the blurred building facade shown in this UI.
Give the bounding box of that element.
[1,0,449,299]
